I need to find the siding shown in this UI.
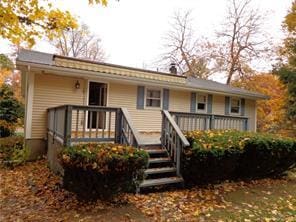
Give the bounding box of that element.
[212,95,225,115]
[108,83,162,131]
[30,73,257,139]
[245,99,256,131]
[31,73,85,138]
[170,90,191,112]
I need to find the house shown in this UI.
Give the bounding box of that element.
[16,49,268,188]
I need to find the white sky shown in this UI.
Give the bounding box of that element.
[0,0,293,72]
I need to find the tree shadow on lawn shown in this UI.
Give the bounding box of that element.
[207,171,296,221]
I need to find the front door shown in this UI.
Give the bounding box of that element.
[88,81,107,129]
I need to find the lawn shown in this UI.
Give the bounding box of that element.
[0,160,295,221]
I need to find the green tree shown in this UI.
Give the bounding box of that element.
[274,1,296,125]
[0,84,24,137]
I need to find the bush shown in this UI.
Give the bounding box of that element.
[183,130,296,185]
[0,84,24,137]
[0,136,28,167]
[59,143,148,200]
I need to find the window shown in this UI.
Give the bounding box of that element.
[230,98,241,114]
[146,89,161,108]
[197,94,207,112]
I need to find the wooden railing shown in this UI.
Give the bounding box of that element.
[118,108,142,147]
[47,105,141,147]
[161,110,190,176]
[170,111,248,132]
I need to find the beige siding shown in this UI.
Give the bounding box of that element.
[108,83,162,131]
[212,94,225,115]
[32,73,85,138]
[245,99,256,132]
[170,90,191,112]
[30,73,258,139]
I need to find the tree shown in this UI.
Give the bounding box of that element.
[0,84,24,137]
[273,1,296,127]
[0,54,14,85]
[0,0,109,48]
[52,24,106,61]
[160,10,213,79]
[232,74,288,133]
[214,0,269,84]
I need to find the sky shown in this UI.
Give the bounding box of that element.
[0,0,293,73]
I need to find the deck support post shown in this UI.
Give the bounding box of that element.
[64,105,72,147]
[115,108,123,144]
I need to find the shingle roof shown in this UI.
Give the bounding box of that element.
[186,77,268,99]
[16,49,268,99]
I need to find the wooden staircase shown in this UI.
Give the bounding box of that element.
[139,144,184,191]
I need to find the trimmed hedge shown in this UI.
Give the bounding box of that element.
[0,136,28,167]
[183,130,296,185]
[59,143,148,200]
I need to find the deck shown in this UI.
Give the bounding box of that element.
[47,105,249,190]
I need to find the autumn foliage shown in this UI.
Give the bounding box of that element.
[183,130,296,184]
[59,143,148,200]
[232,74,288,133]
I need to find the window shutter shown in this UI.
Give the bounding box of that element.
[137,86,145,109]
[225,96,230,115]
[207,94,213,114]
[162,88,169,110]
[190,92,197,113]
[241,98,245,116]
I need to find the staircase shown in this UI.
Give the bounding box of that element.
[139,144,184,191]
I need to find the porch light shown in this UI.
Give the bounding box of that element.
[75,80,80,89]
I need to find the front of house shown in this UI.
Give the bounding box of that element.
[16,49,267,158]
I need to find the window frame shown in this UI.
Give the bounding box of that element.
[144,88,162,109]
[230,97,241,115]
[196,94,207,113]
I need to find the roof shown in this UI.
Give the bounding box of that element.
[16,49,268,100]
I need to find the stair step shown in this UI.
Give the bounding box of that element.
[146,149,167,154]
[145,167,176,175]
[139,177,184,188]
[148,157,171,164]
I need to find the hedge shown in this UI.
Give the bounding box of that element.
[59,143,148,200]
[0,136,28,167]
[183,130,296,185]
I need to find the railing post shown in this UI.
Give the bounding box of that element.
[244,118,248,131]
[176,141,181,176]
[64,105,72,147]
[115,108,123,143]
[210,115,215,130]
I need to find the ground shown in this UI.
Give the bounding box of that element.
[0,160,295,222]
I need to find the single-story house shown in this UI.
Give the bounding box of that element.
[17,49,268,188]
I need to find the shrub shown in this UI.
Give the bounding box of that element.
[183,130,296,185]
[0,136,28,167]
[59,143,148,200]
[0,84,24,137]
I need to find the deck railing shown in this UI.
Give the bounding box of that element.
[170,111,248,132]
[161,110,190,176]
[47,105,141,147]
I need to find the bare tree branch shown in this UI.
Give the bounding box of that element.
[213,0,270,84]
[52,23,106,62]
[158,10,214,79]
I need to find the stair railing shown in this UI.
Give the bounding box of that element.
[117,107,142,147]
[161,110,190,176]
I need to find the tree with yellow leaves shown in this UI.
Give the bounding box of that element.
[0,0,108,48]
[232,74,288,133]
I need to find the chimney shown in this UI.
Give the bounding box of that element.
[169,63,177,74]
